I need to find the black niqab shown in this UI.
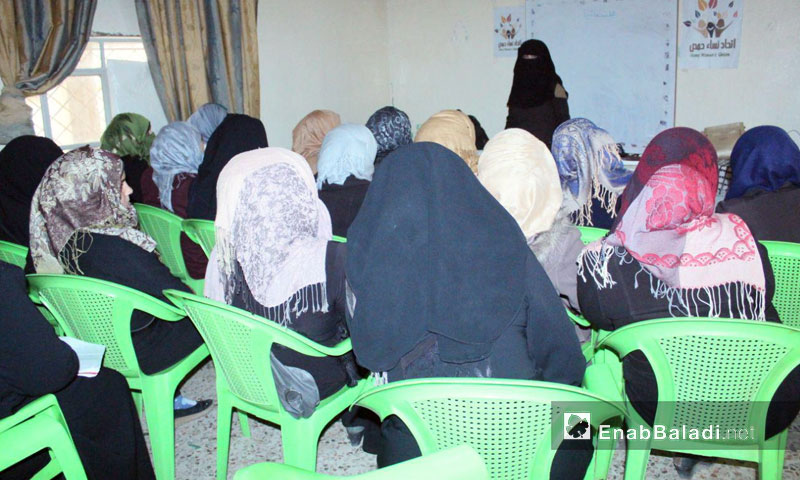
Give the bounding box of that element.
[346,142,534,372]
[0,135,63,246]
[187,114,268,219]
[507,39,562,108]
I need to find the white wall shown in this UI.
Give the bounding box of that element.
[386,0,518,139]
[258,0,391,148]
[674,0,800,134]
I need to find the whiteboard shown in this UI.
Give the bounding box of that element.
[526,0,677,153]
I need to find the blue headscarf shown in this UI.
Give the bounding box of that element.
[551,118,631,225]
[187,103,228,142]
[316,124,378,188]
[366,106,412,164]
[150,122,204,212]
[725,126,800,200]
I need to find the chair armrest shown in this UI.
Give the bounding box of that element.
[0,395,61,434]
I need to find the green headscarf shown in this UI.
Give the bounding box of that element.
[100,113,155,163]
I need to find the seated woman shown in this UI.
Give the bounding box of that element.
[292,109,341,174]
[140,122,208,279]
[414,110,479,173]
[551,118,632,229]
[100,113,156,204]
[205,147,359,418]
[316,124,378,237]
[187,114,268,220]
[365,106,412,165]
[478,128,583,312]
[576,127,800,475]
[0,262,155,480]
[346,142,586,476]
[0,135,62,247]
[29,147,211,418]
[716,125,800,242]
[505,39,569,149]
[186,102,228,145]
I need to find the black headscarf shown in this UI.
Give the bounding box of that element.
[0,135,63,246]
[507,39,562,108]
[346,142,536,372]
[187,114,268,219]
[467,114,489,150]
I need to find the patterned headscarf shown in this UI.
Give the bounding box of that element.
[149,122,204,212]
[725,125,800,200]
[579,128,766,320]
[292,110,342,174]
[316,124,378,189]
[414,110,479,173]
[366,106,412,164]
[100,113,155,163]
[212,147,332,325]
[187,103,228,143]
[478,128,562,239]
[551,118,632,225]
[29,147,156,274]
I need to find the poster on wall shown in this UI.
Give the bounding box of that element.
[493,6,526,57]
[679,0,742,69]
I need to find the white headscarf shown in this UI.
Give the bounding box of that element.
[477,128,562,239]
[316,123,377,189]
[211,147,332,324]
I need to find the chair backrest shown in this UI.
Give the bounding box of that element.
[0,240,28,268]
[576,226,608,245]
[597,318,800,442]
[181,218,216,258]
[27,274,184,379]
[133,203,190,281]
[761,240,800,328]
[233,445,488,480]
[164,289,349,412]
[354,378,624,480]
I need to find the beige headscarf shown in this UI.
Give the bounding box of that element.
[414,110,479,172]
[291,110,342,174]
[477,128,562,239]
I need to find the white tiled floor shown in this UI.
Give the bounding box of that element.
[161,360,800,479]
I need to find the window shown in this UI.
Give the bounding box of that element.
[26,37,149,150]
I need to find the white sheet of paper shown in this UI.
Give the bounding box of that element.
[59,337,106,378]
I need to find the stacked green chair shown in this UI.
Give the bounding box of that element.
[576,226,608,246]
[134,203,203,294]
[0,240,28,268]
[594,318,800,480]
[0,394,87,480]
[760,240,800,328]
[353,378,625,480]
[164,290,370,480]
[182,219,216,258]
[27,274,209,480]
[234,445,488,480]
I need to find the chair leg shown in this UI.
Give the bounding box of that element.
[47,428,88,480]
[623,438,652,480]
[141,378,177,480]
[216,396,233,480]
[131,390,144,419]
[758,432,787,480]
[589,421,620,480]
[281,420,321,472]
[237,411,251,438]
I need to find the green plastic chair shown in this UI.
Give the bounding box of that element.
[0,394,87,480]
[181,218,216,258]
[27,274,210,480]
[234,445,488,480]
[594,318,800,480]
[164,289,369,480]
[576,226,608,246]
[760,240,800,328]
[0,240,28,268]
[134,203,203,294]
[353,378,625,480]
